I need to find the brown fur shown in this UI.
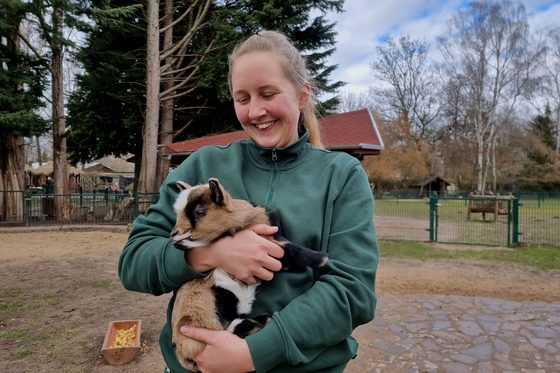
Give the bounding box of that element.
[171,272,223,371]
[170,178,327,371]
[171,179,270,371]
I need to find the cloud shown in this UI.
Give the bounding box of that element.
[327,0,560,97]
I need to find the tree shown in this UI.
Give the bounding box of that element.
[21,0,86,219]
[517,134,560,190]
[67,0,146,189]
[337,91,371,113]
[363,115,431,194]
[137,0,160,193]
[539,26,560,153]
[529,104,557,150]
[439,0,541,193]
[172,0,345,138]
[370,36,441,144]
[0,0,47,220]
[69,0,344,192]
[156,0,212,187]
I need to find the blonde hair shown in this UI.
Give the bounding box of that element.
[228,30,323,148]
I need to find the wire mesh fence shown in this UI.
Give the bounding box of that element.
[374,194,559,246]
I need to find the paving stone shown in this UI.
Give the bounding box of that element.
[457,320,484,336]
[432,320,452,329]
[450,353,479,364]
[347,294,560,373]
[493,336,511,354]
[464,342,493,360]
[476,361,495,373]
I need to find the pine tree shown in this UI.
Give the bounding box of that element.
[176,0,344,138]
[529,104,557,150]
[67,0,145,167]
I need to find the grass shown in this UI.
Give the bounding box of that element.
[380,240,560,271]
[0,330,31,342]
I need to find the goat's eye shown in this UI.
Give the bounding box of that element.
[194,205,206,218]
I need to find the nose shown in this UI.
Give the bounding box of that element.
[248,98,266,120]
[170,227,178,237]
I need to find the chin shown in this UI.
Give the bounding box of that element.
[249,133,280,148]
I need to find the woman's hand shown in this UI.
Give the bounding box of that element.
[180,326,255,373]
[185,224,284,284]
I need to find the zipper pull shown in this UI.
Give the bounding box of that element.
[271,148,278,162]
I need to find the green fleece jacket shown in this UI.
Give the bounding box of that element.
[118,132,379,372]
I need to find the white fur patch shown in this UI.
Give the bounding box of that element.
[226,319,243,333]
[214,268,257,315]
[173,188,192,213]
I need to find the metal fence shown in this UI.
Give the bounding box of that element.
[1,190,559,247]
[374,194,560,247]
[0,190,158,226]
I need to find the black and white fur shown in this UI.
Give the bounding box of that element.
[169,178,328,371]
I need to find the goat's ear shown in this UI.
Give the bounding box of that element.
[176,180,191,190]
[208,178,232,209]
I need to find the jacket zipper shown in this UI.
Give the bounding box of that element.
[265,148,278,206]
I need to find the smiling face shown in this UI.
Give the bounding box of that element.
[231,51,310,149]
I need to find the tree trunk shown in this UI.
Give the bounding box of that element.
[35,135,43,164]
[51,6,69,220]
[138,0,160,193]
[156,0,174,187]
[0,136,26,221]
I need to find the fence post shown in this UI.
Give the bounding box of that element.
[429,194,438,242]
[134,193,139,217]
[24,190,31,226]
[512,197,520,245]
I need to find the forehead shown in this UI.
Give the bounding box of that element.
[231,51,292,92]
[173,185,209,211]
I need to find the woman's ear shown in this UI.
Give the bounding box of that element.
[299,81,311,110]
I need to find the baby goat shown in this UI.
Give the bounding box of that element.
[170,178,328,371]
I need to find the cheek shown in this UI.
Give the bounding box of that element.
[267,97,297,119]
[234,103,249,123]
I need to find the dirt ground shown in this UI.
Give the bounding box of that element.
[1,229,559,373]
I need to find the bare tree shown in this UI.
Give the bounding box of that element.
[539,26,560,153]
[337,91,372,113]
[439,0,541,193]
[370,36,441,144]
[138,0,212,192]
[156,0,212,186]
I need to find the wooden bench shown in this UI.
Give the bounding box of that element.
[467,194,513,222]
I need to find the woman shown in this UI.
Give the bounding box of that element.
[119,30,379,373]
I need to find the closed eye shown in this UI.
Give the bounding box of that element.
[236,96,249,104]
[262,92,277,99]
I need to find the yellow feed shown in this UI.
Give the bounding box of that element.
[111,325,137,347]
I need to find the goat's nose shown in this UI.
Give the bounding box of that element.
[170,227,178,237]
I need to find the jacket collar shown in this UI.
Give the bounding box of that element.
[246,131,311,170]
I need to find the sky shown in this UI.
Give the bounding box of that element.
[325,0,560,97]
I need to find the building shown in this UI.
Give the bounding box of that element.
[163,108,384,165]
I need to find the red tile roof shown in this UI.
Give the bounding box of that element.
[164,108,384,159]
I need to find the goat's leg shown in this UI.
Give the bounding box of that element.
[275,239,328,271]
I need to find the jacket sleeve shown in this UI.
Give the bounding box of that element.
[246,161,379,370]
[118,157,207,295]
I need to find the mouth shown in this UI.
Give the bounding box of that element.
[170,232,205,249]
[254,120,276,130]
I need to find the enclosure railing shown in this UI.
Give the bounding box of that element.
[1,190,559,247]
[374,193,559,247]
[0,190,158,226]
